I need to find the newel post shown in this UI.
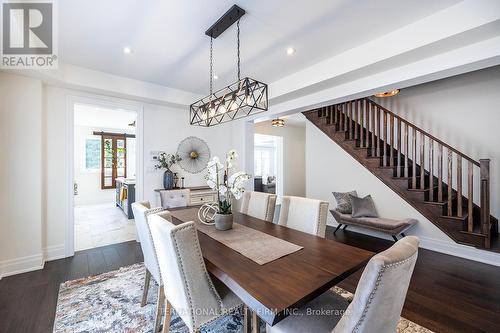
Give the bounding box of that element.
[480,159,491,248]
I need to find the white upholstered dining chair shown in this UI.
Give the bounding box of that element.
[148,214,246,333]
[131,201,172,333]
[266,236,419,333]
[240,191,277,222]
[278,196,329,237]
[160,189,190,209]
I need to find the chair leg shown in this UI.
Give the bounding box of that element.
[252,311,261,333]
[333,224,342,234]
[162,298,172,333]
[342,225,348,230]
[401,232,406,237]
[392,235,398,242]
[141,270,151,307]
[154,286,165,333]
[243,306,251,333]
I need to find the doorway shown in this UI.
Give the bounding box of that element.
[73,103,138,251]
[254,134,284,197]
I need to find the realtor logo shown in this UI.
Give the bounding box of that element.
[1,0,58,69]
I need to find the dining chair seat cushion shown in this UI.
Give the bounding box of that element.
[266,290,348,333]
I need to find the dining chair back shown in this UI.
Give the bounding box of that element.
[131,201,165,284]
[278,196,329,237]
[240,191,277,222]
[148,215,243,332]
[333,236,419,332]
[266,236,419,333]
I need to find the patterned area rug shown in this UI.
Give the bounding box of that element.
[53,263,433,333]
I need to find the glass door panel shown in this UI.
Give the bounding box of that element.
[100,135,127,189]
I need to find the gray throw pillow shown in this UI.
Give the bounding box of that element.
[350,194,378,218]
[333,191,358,214]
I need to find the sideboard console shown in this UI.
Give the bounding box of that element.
[154,186,216,207]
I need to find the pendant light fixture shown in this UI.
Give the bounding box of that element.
[190,5,269,127]
[374,89,400,98]
[271,118,285,127]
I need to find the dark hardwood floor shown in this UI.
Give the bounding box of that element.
[0,229,499,333]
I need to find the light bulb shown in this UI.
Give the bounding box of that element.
[230,94,238,110]
[219,99,227,114]
[209,103,216,117]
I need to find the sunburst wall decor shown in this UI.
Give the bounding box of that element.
[176,136,211,174]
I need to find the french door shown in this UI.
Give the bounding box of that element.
[101,134,127,189]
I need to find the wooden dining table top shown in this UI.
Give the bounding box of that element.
[169,206,374,326]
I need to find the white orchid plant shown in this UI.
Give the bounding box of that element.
[205,149,251,215]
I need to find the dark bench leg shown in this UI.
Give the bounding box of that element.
[392,235,399,242]
[333,224,343,234]
[401,233,406,237]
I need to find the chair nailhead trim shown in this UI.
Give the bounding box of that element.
[144,207,165,283]
[170,223,224,331]
[352,252,418,332]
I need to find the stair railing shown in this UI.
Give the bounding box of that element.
[319,98,491,246]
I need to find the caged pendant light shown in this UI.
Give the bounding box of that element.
[190,5,268,127]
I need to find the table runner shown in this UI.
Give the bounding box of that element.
[195,220,303,265]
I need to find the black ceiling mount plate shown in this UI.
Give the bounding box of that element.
[205,5,245,39]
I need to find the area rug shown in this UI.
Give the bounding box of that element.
[53,263,433,333]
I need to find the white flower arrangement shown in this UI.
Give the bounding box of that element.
[205,149,251,214]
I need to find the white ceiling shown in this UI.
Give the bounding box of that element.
[59,0,460,95]
[74,103,136,130]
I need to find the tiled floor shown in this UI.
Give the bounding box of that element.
[74,203,137,251]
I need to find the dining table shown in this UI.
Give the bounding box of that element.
[169,206,374,329]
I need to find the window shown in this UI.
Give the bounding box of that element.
[85,138,101,171]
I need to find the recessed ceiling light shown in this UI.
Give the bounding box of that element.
[286,47,296,56]
[213,75,219,80]
[123,47,132,54]
[374,89,400,98]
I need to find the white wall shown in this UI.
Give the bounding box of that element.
[142,104,233,205]
[0,73,44,276]
[254,121,306,197]
[0,72,235,278]
[374,66,500,220]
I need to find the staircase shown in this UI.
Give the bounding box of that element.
[304,97,499,252]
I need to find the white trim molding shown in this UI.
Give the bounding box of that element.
[65,93,144,257]
[329,222,500,267]
[0,254,44,280]
[43,245,66,262]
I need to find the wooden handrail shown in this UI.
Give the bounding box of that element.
[363,98,480,167]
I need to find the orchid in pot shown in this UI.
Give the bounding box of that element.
[205,149,251,230]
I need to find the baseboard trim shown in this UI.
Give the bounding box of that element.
[328,222,500,267]
[0,244,67,280]
[418,236,500,267]
[0,253,44,280]
[43,244,66,261]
